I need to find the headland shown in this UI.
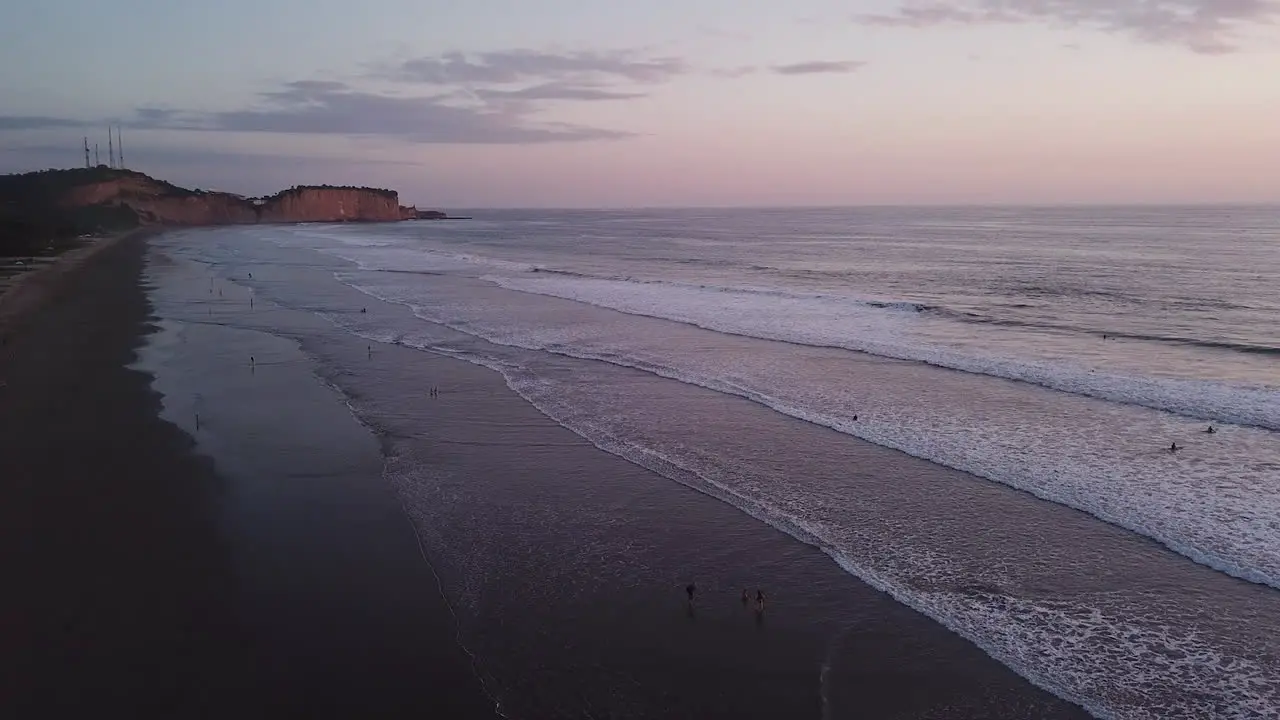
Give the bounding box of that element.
[0,166,456,257]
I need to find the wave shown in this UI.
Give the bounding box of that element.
[935,309,1280,357]
[329,240,1275,382]
[317,311,1278,720]
[484,274,1280,430]
[328,273,1280,594]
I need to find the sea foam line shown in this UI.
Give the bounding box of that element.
[329,274,1280,593]
[318,242,1280,432]
[325,318,1280,720]
[479,275,1280,431]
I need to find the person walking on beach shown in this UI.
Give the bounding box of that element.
[741,589,749,606]
[755,589,765,613]
[686,583,697,604]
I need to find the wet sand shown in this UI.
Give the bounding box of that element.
[0,233,493,717]
[1,232,238,715]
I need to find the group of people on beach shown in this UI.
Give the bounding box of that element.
[685,583,765,613]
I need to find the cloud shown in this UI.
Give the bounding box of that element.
[385,49,687,85]
[3,48,690,145]
[0,142,424,195]
[0,116,91,130]
[0,80,633,144]
[214,80,632,142]
[771,60,866,75]
[855,0,1280,53]
[473,81,646,102]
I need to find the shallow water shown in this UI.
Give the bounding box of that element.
[158,208,1280,719]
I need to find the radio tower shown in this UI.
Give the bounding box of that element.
[117,126,125,169]
[95,143,100,166]
[84,137,90,168]
[108,128,115,169]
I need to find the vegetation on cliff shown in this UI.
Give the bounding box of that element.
[259,184,400,203]
[1,169,147,255]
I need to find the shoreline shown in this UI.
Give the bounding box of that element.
[168,233,1090,718]
[5,225,1089,717]
[1,231,496,717]
[0,228,154,338]
[0,231,240,714]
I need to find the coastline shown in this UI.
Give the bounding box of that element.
[0,231,238,714]
[4,225,1090,717]
[1,231,495,717]
[150,231,1090,719]
[0,228,153,337]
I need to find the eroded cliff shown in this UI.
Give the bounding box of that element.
[1,168,435,253]
[256,185,408,223]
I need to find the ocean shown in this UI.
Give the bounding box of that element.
[157,206,1280,719]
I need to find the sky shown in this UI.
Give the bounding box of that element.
[2,0,1279,208]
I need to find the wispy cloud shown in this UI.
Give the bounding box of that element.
[771,60,866,75]
[0,79,633,144]
[855,0,1280,54]
[0,143,419,193]
[472,81,646,102]
[0,116,90,130]
[383,49,688,85]
[211,80,632,142]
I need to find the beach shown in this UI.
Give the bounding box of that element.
[1,232,493,717]
[8,212,1276,718]
[138,226,1096,718]
[1,229,1092,718]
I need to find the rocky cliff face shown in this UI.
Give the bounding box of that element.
[2,168,449,252]
[12,169,428,227]
[256,186,406,223]
[128,194,259,225]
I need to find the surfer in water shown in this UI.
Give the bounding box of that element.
[1170,442,1180,452]
[1206,425,1217,434]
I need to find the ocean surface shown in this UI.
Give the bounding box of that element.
[161,206,1279,719]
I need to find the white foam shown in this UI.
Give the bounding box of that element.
[485,275,1280,430]
[330,272,1280,594]
[320,245,537,275]
[318,309,1280,720]
[173,225,1280,719]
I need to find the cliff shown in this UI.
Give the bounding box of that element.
[0,167,444,255]
[256,185,407,223]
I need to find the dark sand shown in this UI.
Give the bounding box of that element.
[0,234,493,717]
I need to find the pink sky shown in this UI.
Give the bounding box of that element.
[3,0,1279,206]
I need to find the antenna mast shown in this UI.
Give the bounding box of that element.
[84,137,90,168]
[108,128,115,169]
[117,126,125,169]
[95,143,100,166]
